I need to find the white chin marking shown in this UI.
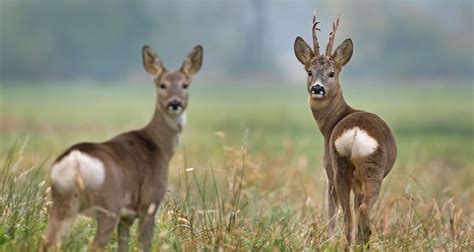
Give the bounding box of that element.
[168,107,182,115]
[334,127,379,158]
[311,93,324,98]
[51,150,105,193]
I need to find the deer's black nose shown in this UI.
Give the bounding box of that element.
[310,84,326,97]
[167,100,183,111]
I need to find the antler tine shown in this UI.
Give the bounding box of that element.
[312,9,321,56]
[325,14,340,56]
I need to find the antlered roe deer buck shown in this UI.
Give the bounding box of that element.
[294,12,396,245]
[40,45,203,251]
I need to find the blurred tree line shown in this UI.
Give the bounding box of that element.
[0,0,472,82]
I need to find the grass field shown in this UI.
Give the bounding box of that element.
[0,81,473,251]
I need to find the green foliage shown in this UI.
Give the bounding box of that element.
[0,82,473,250]
[0,143,48,250]
[1,1,472,81]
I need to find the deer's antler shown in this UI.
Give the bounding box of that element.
[312,9,321,57]
[325,15,340,56]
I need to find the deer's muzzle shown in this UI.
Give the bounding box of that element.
[310,84,326,98]
[167,100,184,114]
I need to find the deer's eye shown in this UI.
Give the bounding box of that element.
[159,83,166,90]
[328,72,335,78]
[307,71,312,77]
[182,83,189,89]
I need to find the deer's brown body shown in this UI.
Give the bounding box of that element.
[294,12,397,245]
[41,45,203,251]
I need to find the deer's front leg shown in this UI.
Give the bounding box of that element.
[138,203,158,252]
[324,151,338,237]
[327,183,339,237]
[117,217,135,252]
[137,168,166,252]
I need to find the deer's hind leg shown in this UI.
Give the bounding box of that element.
[353,155,385,245]
[40,191,79,251]
[353,188,364,238]
[89,210,119,251]
[332,155,356,245]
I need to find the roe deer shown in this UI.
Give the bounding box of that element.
[40,45,203,251]
[293,11,396,245]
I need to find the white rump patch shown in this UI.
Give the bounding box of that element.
[334,127,378,158]
[51,150,105,193]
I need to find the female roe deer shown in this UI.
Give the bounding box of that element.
[293,12,397,245]
[40,45,203,251]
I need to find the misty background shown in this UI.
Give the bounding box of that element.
[0,0,473,84]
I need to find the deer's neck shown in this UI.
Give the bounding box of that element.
[310,89,354,140]
[143,107,185,155]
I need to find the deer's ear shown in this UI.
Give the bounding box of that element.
[181,45,203,76]
[294,37,314,67]
[332,38,353,67]
[142,45,166,76]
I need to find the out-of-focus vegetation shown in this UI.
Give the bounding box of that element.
[0,0,472,81]
[0,82,472,250]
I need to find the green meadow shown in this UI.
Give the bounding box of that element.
[0,81,473,251]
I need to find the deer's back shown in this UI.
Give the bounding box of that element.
[55,130,161,177]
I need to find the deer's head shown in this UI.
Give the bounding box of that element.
[294,12,353,101]
[142,45,203,116]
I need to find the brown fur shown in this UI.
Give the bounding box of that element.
[294,15,397,246]
[40,45,203,252]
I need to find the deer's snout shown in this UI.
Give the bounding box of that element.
[167,100,184,114]
[310,84,326,98]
